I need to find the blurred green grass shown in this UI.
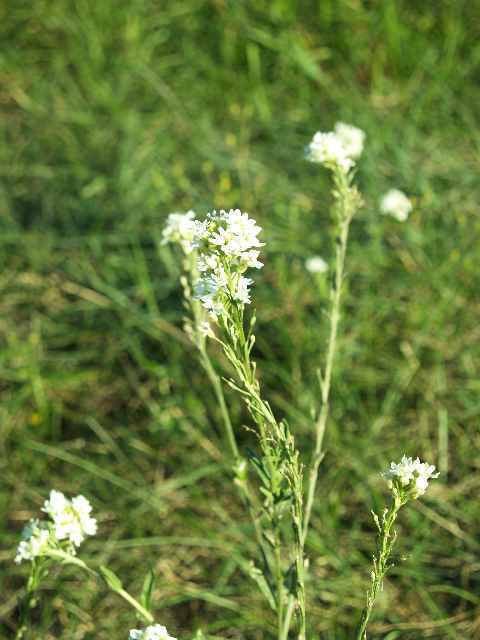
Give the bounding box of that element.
[1,1,479,638]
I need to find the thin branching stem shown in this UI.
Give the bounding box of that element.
[184,267,270,572]
[15,555,153,639]
[356,494,404,639]
[282,169,359,639]
[15,586,35,640]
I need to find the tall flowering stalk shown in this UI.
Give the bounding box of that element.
[162,210,266,560]
[303,142,363,540]
[163,208,305,638]
[163,123,365,639]
[357,457,439,639]
[281,124,364,637]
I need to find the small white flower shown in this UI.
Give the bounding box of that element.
[197,253,220,273]
[129,624,177,640]
[383,455,439,498]
[209,209,263,259]
[233,276,253,305]
[194,273,220,301]
[305,256,328,274]
[410,459,440,496]
[239,249,263,270]
[380,189,412,221]
[15,519,50,564]
[306,131,354,172]
[42,490,97,547]
[193,275,224,319]
[162,211,197,253]
[334,122,365,159]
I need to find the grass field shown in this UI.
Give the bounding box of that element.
[1,1,480,638]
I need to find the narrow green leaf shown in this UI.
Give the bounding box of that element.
[140,569,156,612]
[100,565,124,592]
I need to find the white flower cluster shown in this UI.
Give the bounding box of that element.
[380,189,412,221]
[15,490,97,564]
[129,624,177,640]
[383,455,439,498]
[161,210,197,254]
[162,207,263,325]
[42,490,97,547]
[192,209,263,319]
[334,122,366,159]
[307,122,365,172]
[15,519,50,564]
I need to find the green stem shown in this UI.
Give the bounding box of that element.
[185,283,274,591]
[356,496,403,640]
[275,539,284,640]
[194,306,268,565]
[282,171,357,639]
[116,587,154,623]
[15,587,35,640]
[222,305,297,636]
[15,560,46,640]
[54,553,154,624]
[302,213,350,544]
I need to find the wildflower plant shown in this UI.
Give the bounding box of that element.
[164,206,305,637]
[14,490,155,640]
[163,123,364,639]
[15,122,442,639]
[357,457,439,639]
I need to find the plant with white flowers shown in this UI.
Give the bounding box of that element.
[166,205,305,638]
[162,123,366,640]
[14,490,156,640]
[357,457,439,639]
[14,491,96,639]
[15,490,96,566]
[15,121,440,640]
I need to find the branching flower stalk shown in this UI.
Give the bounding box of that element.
[14,491,153,639]
[167,225,267,566]
[282,125,364,637]
[218,303,306,639]
[163,209,306,638]
[357,456,439,639]
[356,494,404,640]
[162,124,365,640]
[303,166,362,542]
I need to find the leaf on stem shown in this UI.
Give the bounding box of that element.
[100,565,124,592]
[140,569,156,613]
